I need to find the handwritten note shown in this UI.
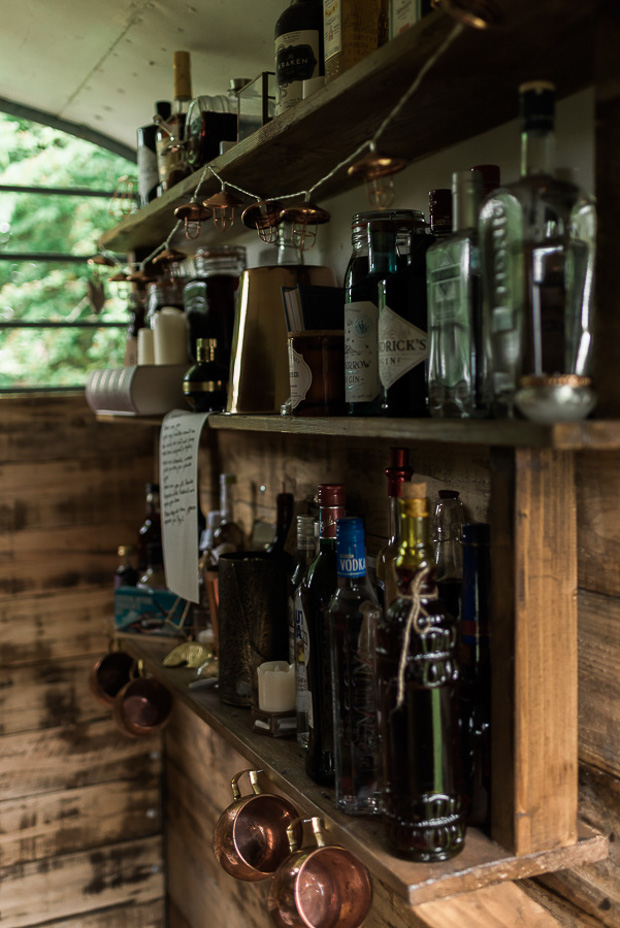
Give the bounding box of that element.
[159,409,210,603]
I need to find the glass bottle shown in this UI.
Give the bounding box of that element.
[428,188,453,240]
[427,170,487,418]
[183,338,229,412]
[290,513,317,746]
[137,542,167,590]
[471,163,501,199]
[213,474,245,555]
[329,516,382,814]
[375,480,465,861]
[156,50,193,192]
[183,245,246,364]
[432,488,464,620]
[324,0,388,84]
[137,483,162,573]
[114,544,138,589]
[266,489,295,562]
[137,100,171,206]
[377,211,432,417]
[274,0,324,115]
[301,483,345,784]
[479,80,596,416]
[459,522,491,829]
[123,288,147,367]
[375,446,413,610]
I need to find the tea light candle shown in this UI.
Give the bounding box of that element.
[257,661,295,712]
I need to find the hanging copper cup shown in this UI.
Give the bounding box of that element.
[113,672,173,738]
[268,817,373,928]
[89,649,135,706]
[213,769,303,882]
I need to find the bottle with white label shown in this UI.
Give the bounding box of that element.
[376,211,432,417]
[274,0,324,115]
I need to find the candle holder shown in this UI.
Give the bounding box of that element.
[251,706,297,737]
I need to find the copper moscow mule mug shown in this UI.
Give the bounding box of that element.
[113,674,173,738]
[89,649,135,706]
[213,768,303,882]
[268,817,373,928]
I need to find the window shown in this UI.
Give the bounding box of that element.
[0,112,136,390]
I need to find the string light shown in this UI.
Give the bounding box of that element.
[203,187,243,232]
[174,198,213,239]
[279,200,331,251]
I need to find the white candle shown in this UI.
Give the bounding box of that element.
[137,327,155,365]
[153,306,188,365]
[257,661,295,712]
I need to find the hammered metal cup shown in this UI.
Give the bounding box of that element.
[213,769,303,882]
[267,817,373,928]
[113,675,173,738]
[89,649,135,706]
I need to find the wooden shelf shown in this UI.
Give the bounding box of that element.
[119,635,607,907]
[99,0,596,254]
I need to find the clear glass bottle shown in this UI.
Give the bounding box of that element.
[329,516,382,814]
[375,446,413,610]
[301,483,345,784]
[459,521,491,829]
[156,50,193,192]
[183,245,246,364]
[375,480,465,861]
[479,80,596,416]
[183,337,229,412]
[274,0,324,115]
[427,170,487,418]
[324,0,388,83]
[432,488,465,620]
[290,513,317,747]
[213,474,245,555]
[377,211,432,417]
[137,483,162,573]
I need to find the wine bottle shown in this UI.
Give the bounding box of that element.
[301,483,345,784]
[275,0,323,115]
[329,516,381,814]
[376,480,465,860]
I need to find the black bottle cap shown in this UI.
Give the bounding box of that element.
[462,522,490,545]
[519,80,555,133]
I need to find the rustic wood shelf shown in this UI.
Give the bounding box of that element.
[99,0,596,254]
[119,635,607,908]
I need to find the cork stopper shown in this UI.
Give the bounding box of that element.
[401,480,427,500]
[173,50,192,100]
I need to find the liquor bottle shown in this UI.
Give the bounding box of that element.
[183,246,246,364]
[114,545,138,589]
[324,0,388,84]
[459,522,491,828]
[377,211,432,417]
[290,513,317,745]
[375,446,413,610]
[213,474,245,555]
[137,483,162,572]
[432,488,464,620]
[156,50,193,192]
[479,80,596,416]
[275,0,324,115]
[266,488,295,564]
[428,188,453,240]
[137,101,171,206]
[427,170,487,418]
[376,480,465,860]
[123,288,147,366]
[344,210,414,416]
[329,516,382,814]
[183,338,229,412]
[301,483,345,784]
[137,542,167,590]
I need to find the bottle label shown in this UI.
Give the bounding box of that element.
[344,300,380,402]
[428,260,464,325]
[137,144,158,202]
[324,0,343,61]
[378,304,428,389]
[275,29,320,112]
[288,345,313,409]
[337,550,366,578]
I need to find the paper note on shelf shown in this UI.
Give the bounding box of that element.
[159,409,210,603]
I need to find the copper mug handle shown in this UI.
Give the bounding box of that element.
[213,769,302,882]
[268,817,373,928]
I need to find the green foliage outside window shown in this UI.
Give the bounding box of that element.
[0,113,137,389]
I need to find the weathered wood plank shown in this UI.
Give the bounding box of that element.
[490,449,578,854]
[0,780,161,868]
[0,836,164,928]
[578,589,620,775]
[576,452,620,598]
[39,900,164,928]
[0,718,162,800]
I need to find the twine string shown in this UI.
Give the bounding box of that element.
[395,566,437,710]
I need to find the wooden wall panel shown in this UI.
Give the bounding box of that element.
[578,589,620,775]
[576,452,620,598]
[41,901,164,928]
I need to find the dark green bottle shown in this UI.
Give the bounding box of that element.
[183,337,228,412]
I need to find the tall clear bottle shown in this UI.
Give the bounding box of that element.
[290,514,317,746]
[329,516,382,814]
[427,170,486,417]
[376,480,465,861]
[479,80,596,416]
[375,446,413,610]
[301,483,345,784]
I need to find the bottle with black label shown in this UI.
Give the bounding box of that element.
[275,0,324,115]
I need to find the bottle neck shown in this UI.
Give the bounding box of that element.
[219,479,235,521]
[396,498,435,587]
[521,128,555,177]
[388,496,399,544]
[319,503,344,541]
[368,227,398,276]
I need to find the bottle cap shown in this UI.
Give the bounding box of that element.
[402,480,427,499]
[385,447,414,498]
[317,483,345,507]
[462,522,490,545]
[519,80,555,133]
[155,100,172,121]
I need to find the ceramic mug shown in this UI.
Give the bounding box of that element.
[267,817,373,928]
[213,768,303,882]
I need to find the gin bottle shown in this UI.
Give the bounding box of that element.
[426,170,486,417]
[479,80,596,416]
[329,517,382,815]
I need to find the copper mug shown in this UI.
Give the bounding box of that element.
[113,675,173,738]
[89,649,135,706]
[213,769,303,882]
[268,817,373,928]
